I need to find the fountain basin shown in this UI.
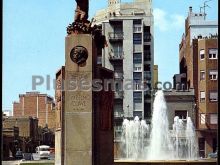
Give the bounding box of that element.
[114,159,217,165]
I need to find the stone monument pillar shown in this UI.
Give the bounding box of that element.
[64,34,95,164]
[56,1,114,164]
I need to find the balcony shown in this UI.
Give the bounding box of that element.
[108,32,123,41]
[109,51,124,61]
[114,91,124,99]
[133,63,142,72]
[133,83,142,91]
[133,25,142,33]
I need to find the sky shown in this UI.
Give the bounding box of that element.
[3,0,218,110]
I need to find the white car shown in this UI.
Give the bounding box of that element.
[36,145,50,159]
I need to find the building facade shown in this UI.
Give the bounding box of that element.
[93,0,154,131]
[164,89,196,129]
[3,116,39,155]
[178,7,218,158]
[13,92,56,129]
[196,37,218,158]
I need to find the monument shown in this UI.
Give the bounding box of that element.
[55,1,114,165]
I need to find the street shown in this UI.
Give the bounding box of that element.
[2,160,22,165]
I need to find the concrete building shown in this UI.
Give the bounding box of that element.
[164,89,196,129]
[13,92,56,129]
[93,0,154,131]
[178,7,218,158]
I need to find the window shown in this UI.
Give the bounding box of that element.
[200,49,205,60]
[144,26,151,42]
[133,92,142,99]
[209,91,218,102]
[133,33,142,44]
[209,70,218,80]
[133,72,142,80]
[175,110,187,119]
[200,113,206,124]
[134,99,142,110]
[208,49,218,59]
[133,19,142,24]
[210,114,217,124]
[133,53,142,63]
[200,91,205,102]
[200,70,205,80]
[144,64,151,71]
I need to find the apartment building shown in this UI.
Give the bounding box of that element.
[178,7,218,157]
[93,0,154,132]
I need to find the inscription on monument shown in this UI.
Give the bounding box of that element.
[70,93,90,111]
[66,71,92,113]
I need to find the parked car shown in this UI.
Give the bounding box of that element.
[36,145,50,159]
[208,151,217,158]
[15,150,23,159]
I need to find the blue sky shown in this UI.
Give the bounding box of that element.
[3,0,218,110]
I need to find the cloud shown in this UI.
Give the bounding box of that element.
[153,8,185,32]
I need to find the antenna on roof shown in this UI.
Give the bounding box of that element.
[200,0,212,20]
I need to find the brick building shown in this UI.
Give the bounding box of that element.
[178,7,218,157]
[196,37,218,157]
[13,92,56,129]
[3,116,39,154]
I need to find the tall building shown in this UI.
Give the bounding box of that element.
[13,92,56,129]
[178,7,218,158]
[93,0,154,128]
[196,37,218,157]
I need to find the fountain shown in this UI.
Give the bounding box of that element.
[118,90,199,161]
[121,116,149,160]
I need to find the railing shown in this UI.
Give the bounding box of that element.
[109,51,124,60]
[108,32,124,40]
[133,25,142,33]
[133,83,142,91]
